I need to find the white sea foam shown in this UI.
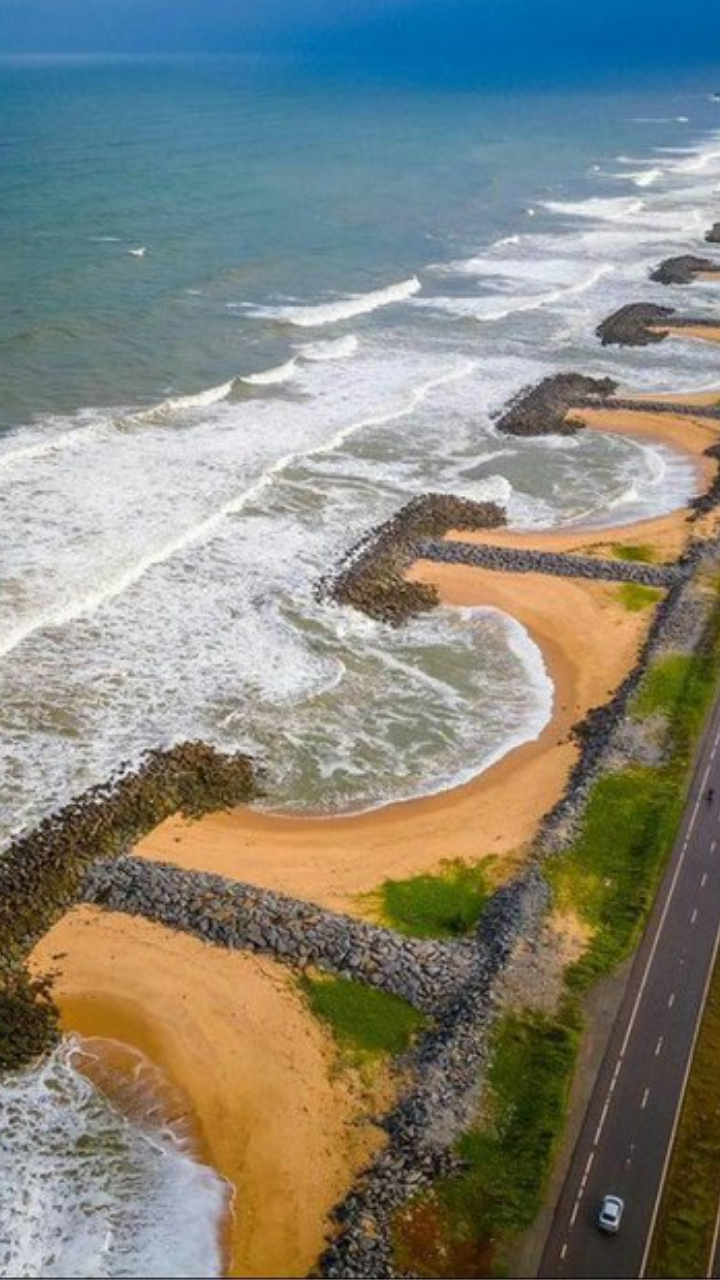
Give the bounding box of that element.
[241,358,299,386]
[0,1039,227,1278]
[248,276,421,327]
[543,196,646,221]
[137,379,237,418]
[629,115,690,124]
[298,334,360,361]
[418,264,613,322]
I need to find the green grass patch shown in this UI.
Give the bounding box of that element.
[300,974,426,1059]
[616,582,662,611]
[394,1009,580,1278]
[612,542,657,563]
[647,949,720,1277]
[632,651,715,750]
[376,858,494,939]
[547,766,684,992]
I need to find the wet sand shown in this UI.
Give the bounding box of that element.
[30,908,385,1279]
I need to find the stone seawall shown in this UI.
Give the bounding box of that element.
[494,372,617,437]
[650,255,720,285]
[539,539,720,851]
[317,493,506,626]
[0,742,259,1070]
[597,302,719,347]
[317,869,551,1278]
[82,855,481,1014]
[418,539,680,587]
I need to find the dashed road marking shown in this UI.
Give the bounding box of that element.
[692,908,699,925]
[642,1086,650,1109]
[561,1242,568,1261]
[701,872,708,888]
[655,1036,664,1056]
[668,992,676,1008]
[570,1202,579,1227]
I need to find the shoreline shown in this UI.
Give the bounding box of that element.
[24,372,720,1269]
[30,908,385,1279]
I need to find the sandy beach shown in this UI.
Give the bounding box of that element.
[136,553,658,913]
[30,908,385,1279]
[27,385,720,1277]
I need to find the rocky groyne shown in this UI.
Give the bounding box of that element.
[317,493,506,626]
[539,538,720,852]
[0,742,259,1070]
[418,539,680,587]
[650,255,720,285]
[317,869,550,1278]
[596,302,718,346]
[706,222,720,244]
[82,855,480,1014]
[494,372,617,437]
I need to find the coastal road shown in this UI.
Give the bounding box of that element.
[539,688,720,1279]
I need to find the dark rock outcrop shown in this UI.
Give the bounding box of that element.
[318,493,506,626]
[596,302,677,346]
[597,302,719,346]
[650,255,720,285]
[494,372,617,437]
[706,222,720,245]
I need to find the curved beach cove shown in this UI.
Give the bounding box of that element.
[3,62,720,1278]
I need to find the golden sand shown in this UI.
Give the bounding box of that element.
[30,908,384,1279]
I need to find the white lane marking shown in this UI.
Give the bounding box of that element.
[702,872,708,889]
[702,762,712,791]
[570,1202,579,1227]
[594,1099,611,1147]
[642,1086,650,1109]
[585,1151,595,1175]
[561,1242,568,1261]
[618,765,704,1070]
[692,908,699,925]
[640,875,720,1275]
[655,1036,664,1056]
[712,839,717,853]
[668,992,676,1008]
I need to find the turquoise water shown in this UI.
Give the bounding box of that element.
[2,59,720,1274]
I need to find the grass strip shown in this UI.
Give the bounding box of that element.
[300,973,427,1059]
[375,858,494,939]
[394,1008,580,1278]
[646,948,720,1278]
[612,542,657,563]
[616,583,663,611]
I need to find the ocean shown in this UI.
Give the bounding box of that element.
[1,54,720,1275]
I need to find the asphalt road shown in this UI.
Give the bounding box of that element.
[539,690,720,1279]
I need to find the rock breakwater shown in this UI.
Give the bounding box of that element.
[650,255,720,285]
[317,493,506,626]
[494,373,617,437]
[317,869,551,1278]
[597,302,718,346]
[418,539,680,587]
[0,742,259,1070]
[82,855,480,1014]
[706,222,720,244]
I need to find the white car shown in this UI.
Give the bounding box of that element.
[598,1194,624,1234]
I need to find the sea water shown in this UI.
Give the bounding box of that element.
[2,55,720,1274]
